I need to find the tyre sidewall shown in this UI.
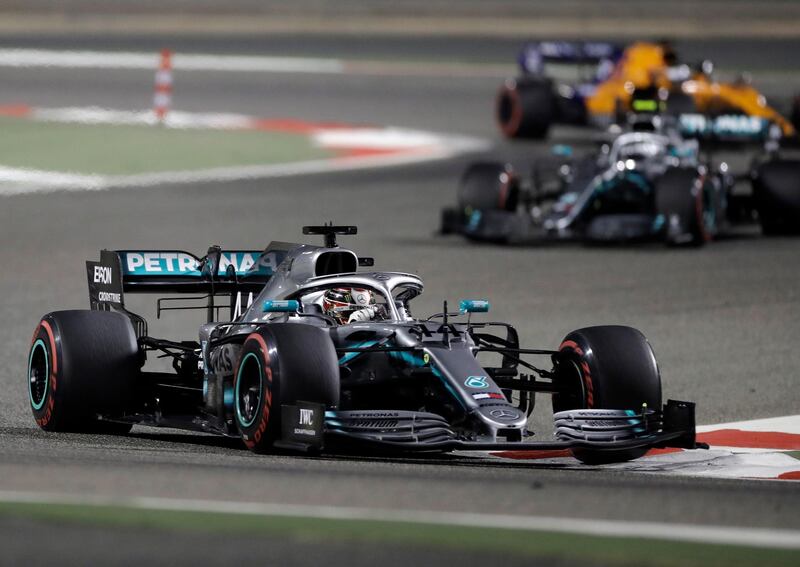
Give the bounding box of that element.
[233,324,340,453]
[458,162,518,213]
[554,326,662,464]
[753,159,800,235]
[496,79,555,139]
[27,310,139,431]
[556,326,661,411]
[655,167,709,246]
[234,331,278,452]
[28,316,63,430]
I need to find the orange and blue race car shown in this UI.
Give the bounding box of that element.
[496,40,798,140]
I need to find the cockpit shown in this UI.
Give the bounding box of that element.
[609,133,669,164]
[260,273,423,326]
[242,226,424,327]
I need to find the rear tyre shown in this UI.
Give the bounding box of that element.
[234,323,340,453]
[28,310,140,432]
[458,162,519,212]
[791,95,800,135]
[496,78,555,139]
[655,167,709,246]
[553,326,662,464]
[753,159,800,235]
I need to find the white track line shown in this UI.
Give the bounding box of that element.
[0,490,798,550]
[0,48,512,78]
[0,49,344,74]
[460,414,800,481]
[0,149,464,195]
[32,107,255,129]
[0,105,489,194]
[0,111,489,193]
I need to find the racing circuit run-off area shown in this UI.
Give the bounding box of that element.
[0,103,485,194]
[1,2,800,566]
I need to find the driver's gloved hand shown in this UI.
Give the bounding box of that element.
[348,306,380,323]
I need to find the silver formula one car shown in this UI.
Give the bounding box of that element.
[27,226,698,464]
[442,110,800,246]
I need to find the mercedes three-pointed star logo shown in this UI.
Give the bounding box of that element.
[489,409,519,420]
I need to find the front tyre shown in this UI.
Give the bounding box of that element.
[553,325,662,464]
[234,323,339,454]
[791,95,800,135]
[28,310,139,432]
[753,159,800,235]
[458,162,519,213]
[655,167,711,246]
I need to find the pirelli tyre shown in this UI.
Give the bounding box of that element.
[27,310,139,433]
[458,162,519,213]
[655,167,710,246]
[234,323,339,453]
[496,78,556,139]
[752,159,800,235]
[553,325,662,464]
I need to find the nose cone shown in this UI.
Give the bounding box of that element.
[476,405,528,430]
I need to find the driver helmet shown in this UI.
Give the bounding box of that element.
[322,287,373,324]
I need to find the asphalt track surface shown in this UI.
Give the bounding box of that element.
[1,34,799,563]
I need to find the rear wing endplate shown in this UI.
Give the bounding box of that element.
[678,113,779,145]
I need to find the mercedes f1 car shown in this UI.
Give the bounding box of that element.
[442,106,800,245]
[28,226,698,464]
[496,40,798,140]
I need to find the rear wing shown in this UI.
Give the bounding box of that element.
[519,41,622,75]
[86,247,288,311]
[677,113,780,146]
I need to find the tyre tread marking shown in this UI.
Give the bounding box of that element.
[238,332,274,449]
[559,339,594,408]
[35,320,59,427]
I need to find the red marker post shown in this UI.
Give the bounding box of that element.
[153,49,173,124]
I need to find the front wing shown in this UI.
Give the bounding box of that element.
[441,207,660,245]
[280,400,699,456]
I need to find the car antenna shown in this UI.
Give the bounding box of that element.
[442,300,450,347]
[302,223,358,248]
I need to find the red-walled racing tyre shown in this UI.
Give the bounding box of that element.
[234,323,339,453]
[496,78,555,139]
[28,310,139,433]
[458,162,520,213]
[753,159,800,235]
[655,167,711,246]
[553,325,662,464]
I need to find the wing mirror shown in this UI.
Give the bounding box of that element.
[459,299,490,314]
[551,144,573,158]
[263,300,299,313]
